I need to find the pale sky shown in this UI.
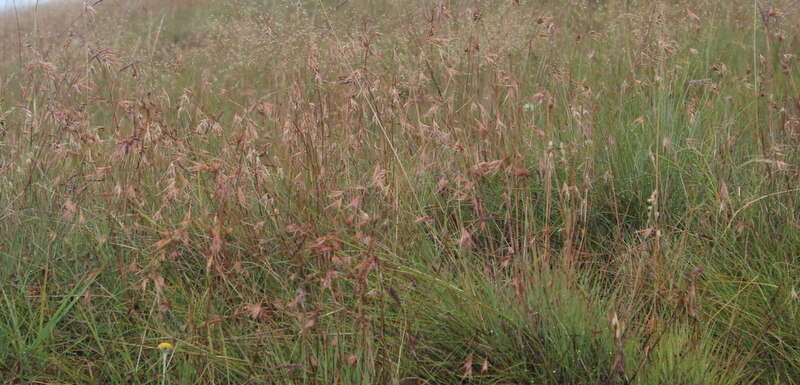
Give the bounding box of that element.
[1,0,49,10]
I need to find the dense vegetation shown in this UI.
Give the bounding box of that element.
[1,0,799,383]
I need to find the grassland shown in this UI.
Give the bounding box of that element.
[1,0,799,383]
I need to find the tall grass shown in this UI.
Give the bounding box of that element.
[1,0,799,383]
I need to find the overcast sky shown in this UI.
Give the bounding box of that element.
[1,0,48,10]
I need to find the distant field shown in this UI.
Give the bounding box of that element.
[1,0,799,384]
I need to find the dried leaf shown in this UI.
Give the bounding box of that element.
[288,288,307,309]
[152,274,166,295]
[62,199,77,221]
[462,353,473,377]
[459,228,473,250]
[322,270,339,291]
[415,216,435,224]
[210,216,223,256]
[286,223,311,235]
[244,303,268,320]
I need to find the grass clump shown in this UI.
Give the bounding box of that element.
[1,0,799,383]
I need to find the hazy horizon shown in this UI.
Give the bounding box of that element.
[1,0,50,10]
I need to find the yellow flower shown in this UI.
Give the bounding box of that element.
[157,342,174,351]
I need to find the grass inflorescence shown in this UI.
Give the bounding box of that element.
[1,0,799,383]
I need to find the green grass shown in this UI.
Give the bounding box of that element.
[1,0,800,383]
